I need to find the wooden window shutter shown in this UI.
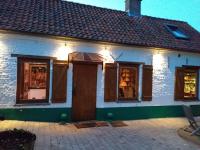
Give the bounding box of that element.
[174,67,184,100]
[142,65,153,101]
[133,66,139,99]
[16,58,24,100]
[52,61,68,103]
[104,63,117,102]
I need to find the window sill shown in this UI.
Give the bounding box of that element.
[14,103,50,107]
[175,99,200,102]
[117,100,141,103]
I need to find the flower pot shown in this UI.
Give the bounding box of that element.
[0,129,36,150]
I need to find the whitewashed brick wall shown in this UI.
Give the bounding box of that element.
[0,32,200,108]
[0,43,17,106]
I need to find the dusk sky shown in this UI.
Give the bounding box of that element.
[68,0,200,32]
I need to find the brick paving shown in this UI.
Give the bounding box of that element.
[0,118,199,150]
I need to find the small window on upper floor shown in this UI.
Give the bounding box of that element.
[165,24,189,40]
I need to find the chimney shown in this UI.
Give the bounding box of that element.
[125,0,142,16]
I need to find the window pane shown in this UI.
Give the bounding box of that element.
[20,61,48,100]
[166,25,189,40]
[184,71,197,99]
[118,66,138,99]
[173,30,188,39]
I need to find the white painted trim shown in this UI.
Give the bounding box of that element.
[49,60,53,103]
[96,64,104,108]
[116,63,119,101]
[138,64,143,101]
[67,63,73,108]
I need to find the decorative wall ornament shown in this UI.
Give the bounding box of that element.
[110,52,123,62]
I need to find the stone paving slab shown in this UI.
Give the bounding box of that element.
[0,118,200,150]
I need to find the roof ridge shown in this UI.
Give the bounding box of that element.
[1,0,199,52]
[63,0,188,23]
[62,0,125,13]
[142,15,188,24]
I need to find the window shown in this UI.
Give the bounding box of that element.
[166,25,189,40]
[175,67,199,100]
[104,63,151,102]
[118,64,138,100]
[104,63,153,102]
[17,58,50,103]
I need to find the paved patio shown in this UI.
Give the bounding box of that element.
[0,118,199,150]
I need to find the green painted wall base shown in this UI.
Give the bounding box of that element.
[96,105,200,121]
[0,105,200,122]
[0,108,71,122]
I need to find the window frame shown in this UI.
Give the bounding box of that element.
[183,68,199,100]
[174,67,199,101]
[16,57,50,104]
[117,63,139,102]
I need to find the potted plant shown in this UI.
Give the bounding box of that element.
[0,128,36,150]
[0,115,4,121]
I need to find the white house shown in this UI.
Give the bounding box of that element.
[0,0,200,122]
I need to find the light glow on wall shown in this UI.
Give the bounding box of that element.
[99,46,114,63]
[0,41,8,69]
[0,41,7,53]
[55,42,72,60]
[153,50,165,70]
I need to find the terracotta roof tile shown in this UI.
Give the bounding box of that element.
[0,0,200,52]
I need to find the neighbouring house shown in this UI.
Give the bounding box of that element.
[0,0,200,122]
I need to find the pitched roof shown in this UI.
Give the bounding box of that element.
[0,0,200,53]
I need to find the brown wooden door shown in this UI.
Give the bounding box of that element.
[72,63,97,121]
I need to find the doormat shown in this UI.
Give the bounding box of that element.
[74,122,96,129]
[95,121,109,127]
[74,121,109,129]
[110,121,128,127]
